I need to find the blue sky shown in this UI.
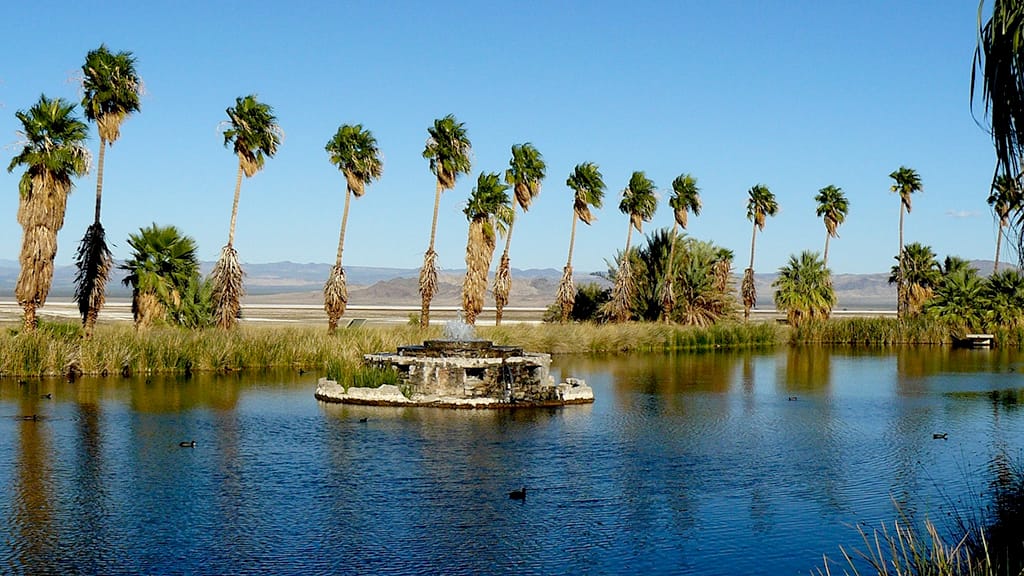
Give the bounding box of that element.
[0,1,1002,275]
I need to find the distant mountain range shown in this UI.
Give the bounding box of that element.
[0,259,1009,310]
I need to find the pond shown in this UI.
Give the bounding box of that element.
[2,347,1023,575]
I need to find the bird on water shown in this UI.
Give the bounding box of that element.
[179,440,196,448]
[933,433,948,440]
[509,487,526,500]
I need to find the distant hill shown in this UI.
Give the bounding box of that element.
[0,258,1013,310]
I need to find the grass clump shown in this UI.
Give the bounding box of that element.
[790,317,952,346]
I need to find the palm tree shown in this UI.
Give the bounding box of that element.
[420,114,472,328]
[120,224,201,328]
[557,162,605,323]
[323,124,383,334]
[889,166,923,317]
[814,185,848,267]
[888,242,940,316]
[772,251,835,326]
[973,2,1024,193]
[926,268,987,331]
[493,143,546,325]
[605,171,657,322]
[462,172,512,325]
[8,95,90,331]
[988,174,1020,272]
[73,44,142,337]
[742,184,779,320]
[211,95,282,329]
[984,268,1024,327]
[660,174,701,322]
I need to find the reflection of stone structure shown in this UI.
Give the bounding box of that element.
[315,339,593,408]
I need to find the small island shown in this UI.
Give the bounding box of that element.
[315,323,594,408]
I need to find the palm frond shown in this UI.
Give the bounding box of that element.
[73,222,112,335]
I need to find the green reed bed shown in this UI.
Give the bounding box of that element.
[789,317,954,346]
[481,321,780,354]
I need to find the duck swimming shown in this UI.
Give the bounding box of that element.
[179,440,196,448]
[933,433,948,440]
[509,487,526,500]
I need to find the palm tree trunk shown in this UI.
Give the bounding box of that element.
[93,138,107,224]
[23,302,37,332]
[493,207,517,326]
[823,233,831,268]
[419,180,444,328]
[661,223,679,323]
[749,223,758,271]
[228,162,244,247]
[898,204,905,317]
[995,224,1003,274]
[566,211,579,268]
[336,189,352,267]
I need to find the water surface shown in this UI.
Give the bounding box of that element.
[2,347,1023,575]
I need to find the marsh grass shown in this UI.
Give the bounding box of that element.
[0,321,780,378]
[790,317,953,346]
[817,518,997,576]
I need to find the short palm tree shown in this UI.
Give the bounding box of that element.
[985,268,1024,327]
[988,173,1020,272]
[742,184,779,320]
[211,95,282,329]
[323,124,382,334]
[814,184,848,267]
[493,143,545,325]
[74,44,142,337]
[888,242,940,316]
[8,95,90,331]
[772,251,835,326]
[926,268,986,331]
[462,172,512,325]
[120,224,201,328]
[660,173,701,322]
[605,171,657,322]
[889,166,923,317]
[420,114,472,328]
[557,162,605,323]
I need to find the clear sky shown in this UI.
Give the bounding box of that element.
[0,1,1003,276]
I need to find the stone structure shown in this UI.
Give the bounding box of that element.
[315,335,594,408]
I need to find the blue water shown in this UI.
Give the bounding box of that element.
[2,347,1023,575]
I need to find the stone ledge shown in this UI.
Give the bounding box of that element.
[315,377,594,409]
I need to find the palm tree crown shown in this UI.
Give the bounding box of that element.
[973,1,1024,181]
[619,171,658,235]
[223,94,282,177]
[423,114,472,190]
[746,184,779,230]
[669,174,701,229]
[9,96,91,191]
[566,162,606,225]
[81,44,142,144]
[889,166,922,213]
[506,143,546,211]
[120,223,200,327]
[327,124,383,197]
[465,172,514,231]
[815,185,848,238]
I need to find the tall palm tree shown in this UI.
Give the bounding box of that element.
[8,95,90,331]
[557,162,605,323]
[493,143,546,325]
[660,173,700,322]
[742,184,779,320]
[462,172,512,325]
[74,44,142,337]
[814,184,848,267]
[420,114,472,328]
[890,166,923,317]
[120,224,201,328]
[606,171,657,322]
[772,251,835,326]
[988,173,1020,272]
[323,124,383,334]
[211,95,282,329]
